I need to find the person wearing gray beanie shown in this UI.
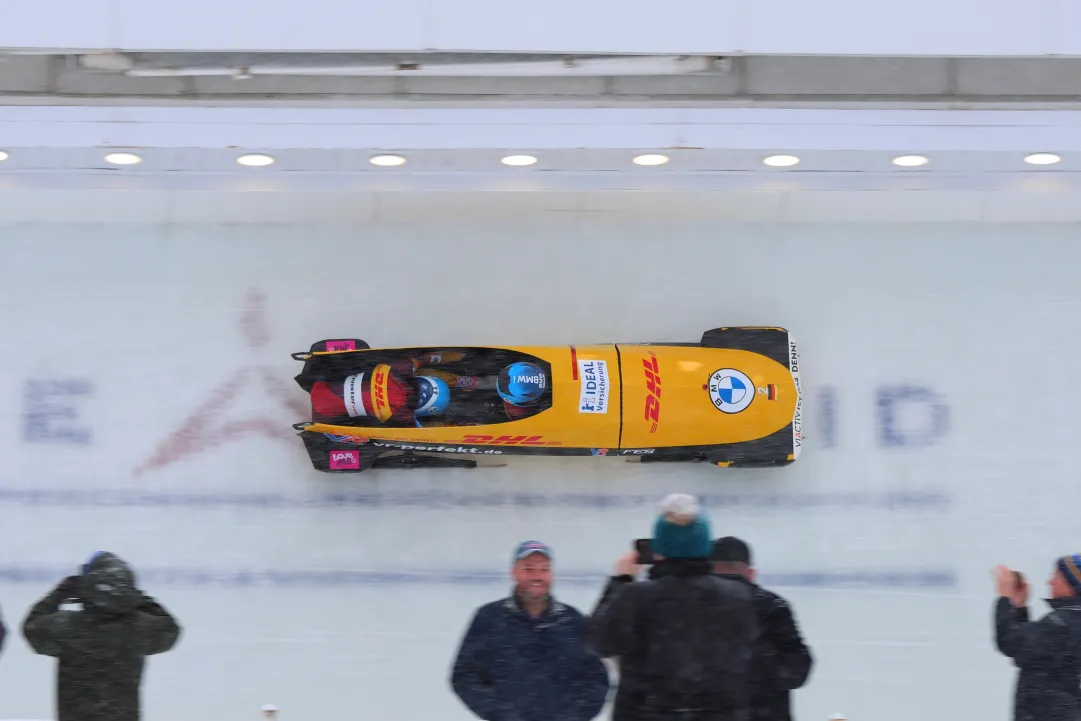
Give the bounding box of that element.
[586,493,759,721]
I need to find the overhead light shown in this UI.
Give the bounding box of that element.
[104,152,141,165]
[633,153,669,166]
[763,154,800,167]
[0,151,8,161]
[369,154,406,167]
[237,153,275,167]
[1024,152,1061,165]
[501,154,537,166]
[892,154,929,167]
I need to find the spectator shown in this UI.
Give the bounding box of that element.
[587,493,758,721]
[994,559,1081,721]
[22,551,181,721]
[1,599,6,658]
[712,537,813,721]
[450,540,610,721]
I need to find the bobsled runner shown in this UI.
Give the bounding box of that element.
[290,327,802,472]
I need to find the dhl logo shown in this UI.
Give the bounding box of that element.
[455,434,562,446]
[643,352,661,433]
[372,364,394,422]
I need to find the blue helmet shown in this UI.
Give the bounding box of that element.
[498,362,547,406]
[415,376,450,417]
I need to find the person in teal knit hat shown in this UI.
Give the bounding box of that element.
[587,493,758,721]
[651,492,713,560]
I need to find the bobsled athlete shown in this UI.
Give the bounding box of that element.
[310,353,548,428]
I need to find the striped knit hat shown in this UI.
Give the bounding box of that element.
[1057,554,1081,594]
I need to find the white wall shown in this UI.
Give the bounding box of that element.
[0,216,1072,721]
[8,0,1079,56]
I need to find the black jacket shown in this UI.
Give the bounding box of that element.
[450,592,610,721]
[995,595,1081,721]
[587,558,759,714]
[22,553,182,721]
[716,574,813,721]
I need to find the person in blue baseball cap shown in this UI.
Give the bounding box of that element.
[510,540,555,613]
[451,540,609,721]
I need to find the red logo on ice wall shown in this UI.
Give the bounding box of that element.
[329,451,360,470]
[132,288,308,476]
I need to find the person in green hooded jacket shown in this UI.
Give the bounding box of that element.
[22,551,182,721]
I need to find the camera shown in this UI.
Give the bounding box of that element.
[633,539,654,565]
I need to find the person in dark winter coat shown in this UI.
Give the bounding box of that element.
[587,494,759,721]
[712,537,813,721]
[994,557,1081,721]
[451,540,611,721]
[22,551,182,721]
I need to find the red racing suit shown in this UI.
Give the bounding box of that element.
[309,351,474,427]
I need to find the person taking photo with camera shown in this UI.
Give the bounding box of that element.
[586,493,758,721]
[21,551,182,721]
[994,557,1081,721]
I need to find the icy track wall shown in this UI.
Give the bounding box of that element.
[0,219,1069,721]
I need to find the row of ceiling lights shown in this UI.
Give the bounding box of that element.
[0,151,1069,167]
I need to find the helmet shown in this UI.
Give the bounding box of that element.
[498,362,547,406]
[415,376,450,417]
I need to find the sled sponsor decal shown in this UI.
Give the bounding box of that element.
[329,450,361,470]
[788,336,802,458]
[371,364,394,423]
[344,373,367,417]
[591,448,609,456]
[793,375,803,453]
[578,359,610,414]
[621,448,655,455]
[757,384,778,400]
[708,369,755,414]
[371,441,503,455]
[452,434,562,446]
[326,340,356,352]
[643,352,661,433]
[324,433,370,445]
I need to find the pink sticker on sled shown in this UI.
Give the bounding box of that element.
[329,451,360,470]
[326,340,356,351]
